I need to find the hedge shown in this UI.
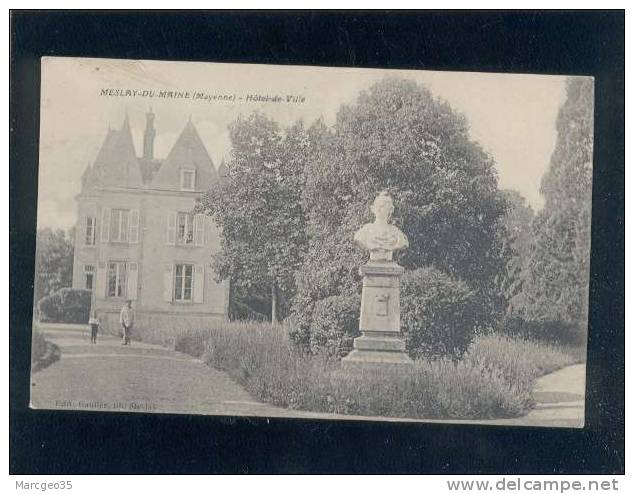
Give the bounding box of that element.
[37,288,92,324]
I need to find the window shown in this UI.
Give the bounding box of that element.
[174,264,193,301]
[85,217,96,245]
[102,208,139,244]
[110,209,129,242]
[180,169,196,191]
[84,264,94,290]
[167,212,204,246]
[107,261,128,298]
[177,212,194,244]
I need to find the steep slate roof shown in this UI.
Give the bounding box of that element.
[151,119,218,191]
[82,115,218,192]
[80,163,94,189]
[86,115,144,189]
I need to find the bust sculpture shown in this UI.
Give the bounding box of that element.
[354,191,409,261]
[342,191,413,369]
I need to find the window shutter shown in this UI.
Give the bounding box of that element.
[127,262,138,300]
[194,265,205,303]
[194,214,205,246]
[166,212,177,245]
[163,264,174,302]
[129,209,140,243]
[100,208,111,242]
[96,261,107,299]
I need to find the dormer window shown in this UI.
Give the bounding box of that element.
[180,169,196,191]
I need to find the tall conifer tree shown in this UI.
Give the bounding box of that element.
[510,77,594,327]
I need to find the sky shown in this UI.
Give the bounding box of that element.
[37,57,575,230]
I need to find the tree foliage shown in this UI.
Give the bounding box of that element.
[291,77,508,345]
[198,112,310,321]
[509,77,594,327]
[34,228,74,303]
[308,293,361,357]
[401,267,482,359]
[496,189,535,309]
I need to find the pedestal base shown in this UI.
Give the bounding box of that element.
[341,334,413,370]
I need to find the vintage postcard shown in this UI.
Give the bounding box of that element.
[30,57,593,427]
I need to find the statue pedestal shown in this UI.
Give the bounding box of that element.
[342,261,413,370]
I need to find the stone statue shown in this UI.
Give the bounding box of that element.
[354,191,409,261]
[342,191,413,369]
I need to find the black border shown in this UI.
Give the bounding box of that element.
[10,11,625,474]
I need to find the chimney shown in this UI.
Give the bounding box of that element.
[143,108,156,160]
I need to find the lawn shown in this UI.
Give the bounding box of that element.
[132,321,585,420]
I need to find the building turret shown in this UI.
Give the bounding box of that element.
[151,118,218,191]
[143,108,156,160]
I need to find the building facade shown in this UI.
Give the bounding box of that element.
[71,111,229,333]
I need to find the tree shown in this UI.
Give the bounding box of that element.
[198,112,309,322]
[509,77,594,328]
[496,189,534,309]
[291,77,508,346]
[34,228,74,303]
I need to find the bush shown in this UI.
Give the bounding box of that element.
[501,316,587,347]
[465,334,578,388]
[37,288,91,324]
[309,294,360,357]
[198,323,532,419]
[287,293,315,349]
[227,284,276,321]
[401,267,483,359]
[129,320,273,359]
[173,329,213,358]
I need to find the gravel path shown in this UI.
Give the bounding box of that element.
[30,323,292,418]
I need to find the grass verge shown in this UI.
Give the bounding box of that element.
[133,321,585,420]
[31,327,61,373]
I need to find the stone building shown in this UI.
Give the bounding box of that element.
[71,111,229,333]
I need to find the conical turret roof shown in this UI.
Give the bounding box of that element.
[80,162,95,191]
[151,119,218,190]
[90,116,143,188]
[85,113,218,192]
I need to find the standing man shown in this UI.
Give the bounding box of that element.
[88,310,100,344]
[119,300,135,346]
